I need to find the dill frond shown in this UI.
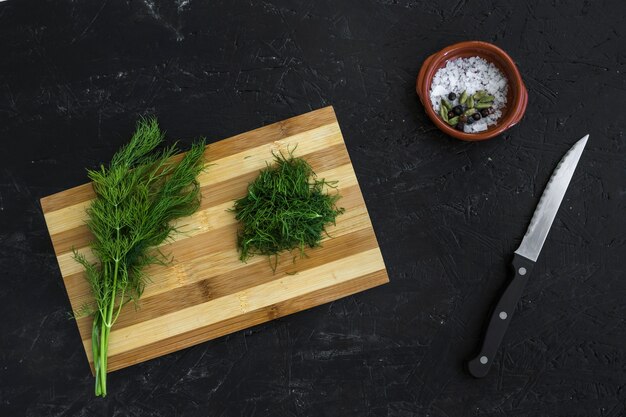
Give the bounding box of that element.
[75,118,206,397]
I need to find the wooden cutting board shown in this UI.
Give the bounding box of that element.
[41,106,389,373]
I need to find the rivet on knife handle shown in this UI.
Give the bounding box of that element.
[467,254,534,378]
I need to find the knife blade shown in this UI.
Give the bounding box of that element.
[467,134,589,378]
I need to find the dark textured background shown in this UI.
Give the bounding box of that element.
[0,0,624,416]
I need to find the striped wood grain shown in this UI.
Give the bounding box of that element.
[40,106,389,373]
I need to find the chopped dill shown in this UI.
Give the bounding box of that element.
[232,151,344,268]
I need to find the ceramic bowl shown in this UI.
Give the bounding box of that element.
[416,41,528,141]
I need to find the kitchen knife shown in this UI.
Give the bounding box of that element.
[467,134,589,378]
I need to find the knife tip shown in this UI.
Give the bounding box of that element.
[577,134,589,148]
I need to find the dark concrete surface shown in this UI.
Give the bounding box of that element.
[0,1,624,416]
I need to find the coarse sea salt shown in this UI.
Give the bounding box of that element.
[429,56,508,134]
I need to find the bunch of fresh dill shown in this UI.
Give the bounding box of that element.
[74,118,206,397]
[232,151,344,268]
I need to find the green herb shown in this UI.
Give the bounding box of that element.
[479,94,495,103]
[74,118,206,397]
[467,96,475,109]
[441,98,451,111]
[475,102,493,109]
[447,116,459,126]
[464,108,477,116]
[231,151,344,270]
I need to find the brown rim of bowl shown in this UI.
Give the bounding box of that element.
[416,41,528,141]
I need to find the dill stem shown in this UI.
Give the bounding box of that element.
[98,215,122,396]
[104,259,120,328]
[104,211,121,329]
[98,319,107,396]
[110,285,126,326]
[92,316,101,396]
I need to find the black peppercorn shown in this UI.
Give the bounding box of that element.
[456,122,465,131]
[459,115,468,123]
[452,105,463,116]
[466,116,474,125]
[472,113,481,121]
[480,108,490,117]
[448,111,455,118]
[448,92,457,101]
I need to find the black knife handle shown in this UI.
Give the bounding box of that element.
[467,253,535,378]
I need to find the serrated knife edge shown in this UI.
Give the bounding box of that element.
[514,134,589,262]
